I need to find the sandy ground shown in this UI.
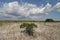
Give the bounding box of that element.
[0,22,60,40]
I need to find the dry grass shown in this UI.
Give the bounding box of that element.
[0,22,60,40]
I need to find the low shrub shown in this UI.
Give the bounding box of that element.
[20,23,37,36]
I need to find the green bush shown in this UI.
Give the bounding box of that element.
[45,19,54,22]
[20,23,37,36]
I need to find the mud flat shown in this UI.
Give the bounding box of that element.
[0,22,60,40]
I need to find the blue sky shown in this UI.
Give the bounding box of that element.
[0,0,60,21]
[0,0,60,5]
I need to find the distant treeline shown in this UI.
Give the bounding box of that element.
[0,19,60,22]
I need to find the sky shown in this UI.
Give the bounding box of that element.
[0,0,60,21]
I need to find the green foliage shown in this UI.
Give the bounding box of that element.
[20,23,37,36]
[45,19,54,22]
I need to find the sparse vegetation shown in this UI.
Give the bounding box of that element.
[20,23,37,36]
[0,21,60,40]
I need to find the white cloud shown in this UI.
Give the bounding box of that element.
[53,2,60,12]
[3,1,20,14]
[0,1,60,20]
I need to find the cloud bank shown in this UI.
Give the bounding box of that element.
[0,1,60,20]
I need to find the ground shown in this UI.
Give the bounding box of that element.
[0,22,60,40]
